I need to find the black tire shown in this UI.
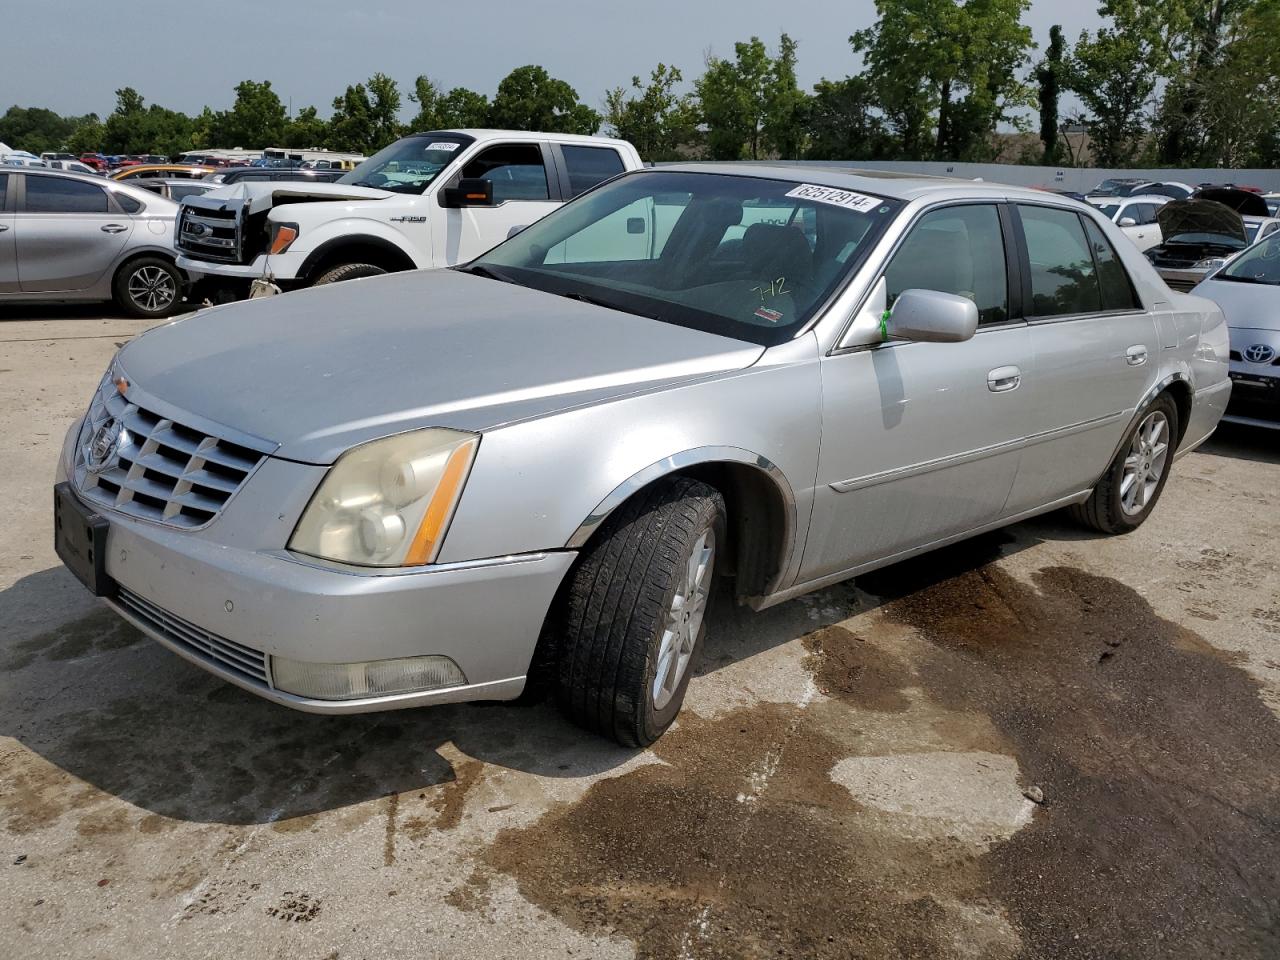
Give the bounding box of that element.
[553,477,725,747]
[113,256,183,319]
[1070,393,1180,534]
[312,262,387,286]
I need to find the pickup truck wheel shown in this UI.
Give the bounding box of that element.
[1070,393,1179,534]
[553,477,724,747]
[113,257,182,318]
[312,263,387,285]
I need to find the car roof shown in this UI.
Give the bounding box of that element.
[1116,194,1172,203]
[648,162,1076,205]
[423,129,635,148]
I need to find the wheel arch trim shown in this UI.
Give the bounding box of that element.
[298,234,418,279]
[564,445,799,592]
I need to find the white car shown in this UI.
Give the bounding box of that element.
[176,129,643,300]
[1094,195,1170,251]
[43,159,99,176]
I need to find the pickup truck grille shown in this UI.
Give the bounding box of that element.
[177,196,244,263]
[73,374,268,529]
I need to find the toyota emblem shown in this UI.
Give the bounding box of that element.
[85,418,123,473]
[1243,343,1276,364]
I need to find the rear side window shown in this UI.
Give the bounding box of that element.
[1018,205,1101,317]
[1083,219,1140,311]
[561,145,625,197]
[115,192,143,213]
[884,204,1008,324]
[461,144,550,202]
[24,176,109,213]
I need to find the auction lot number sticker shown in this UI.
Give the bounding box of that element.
[785,184,881,212]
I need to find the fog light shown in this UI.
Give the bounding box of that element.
[271,654,467,700]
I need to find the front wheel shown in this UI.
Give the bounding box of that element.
[113,257,183,318]
[312,262,387,286]
[1071,393,1179,533]
[553,477,724,746]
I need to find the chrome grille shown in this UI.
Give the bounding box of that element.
[118,587,269,687]
[177,197,243,263]
[74,375,265,529]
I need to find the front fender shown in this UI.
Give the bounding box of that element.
[275,217,428,271]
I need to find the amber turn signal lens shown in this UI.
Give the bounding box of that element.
[404,437,478,565]
[270,225,299,255]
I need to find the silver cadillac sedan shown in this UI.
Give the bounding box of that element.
[54,166,1232,745]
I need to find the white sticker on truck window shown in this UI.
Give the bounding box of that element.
[426,142,460,152]
[784,184,880,212]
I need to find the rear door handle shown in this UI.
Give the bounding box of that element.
[987,365,1022,393]
[101,224,128,234]
[1125,345,1148,366]
[0,224,8,232]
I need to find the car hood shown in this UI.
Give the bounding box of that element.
[1157,200,1246,244]
[200,179,395,214]
[1193,276,1280,332]
[118,269,764,463]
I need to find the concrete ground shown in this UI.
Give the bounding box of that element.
[2,307,1278,960]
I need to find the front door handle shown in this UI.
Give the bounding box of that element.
[1125,344,1148,366]
[987,365,1022,393]
[101,224,128,234]
[0,224,8,232]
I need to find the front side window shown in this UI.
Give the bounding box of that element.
[24,176,109,214]
[1083,219,1140,311]
[471,171,901,346]
[339,133,473,195]
[884,204,1008,324]
[1018,205,1102,317]
[460,144,550,203]
[561,145,625,197]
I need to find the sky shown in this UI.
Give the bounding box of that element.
[2,0,1103,121]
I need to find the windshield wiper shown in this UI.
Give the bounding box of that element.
[456,263,514,284]
[559,291,652,319]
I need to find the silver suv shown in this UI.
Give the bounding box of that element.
[0,168,186,317]
[55,166,1231,745]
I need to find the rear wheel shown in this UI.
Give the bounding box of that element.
[312,262,387,286]
[1071,393,1179,533]
[113,257,182,318]
[553,477,724,746]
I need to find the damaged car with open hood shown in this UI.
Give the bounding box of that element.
[56,166,1231,746]
[1146,188,1280,291]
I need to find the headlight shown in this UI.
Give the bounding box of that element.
[289,428,478,567]
[1194,257,1226,271]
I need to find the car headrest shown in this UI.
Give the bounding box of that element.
[742,223,813,282]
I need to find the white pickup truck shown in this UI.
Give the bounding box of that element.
[175,129,643,297]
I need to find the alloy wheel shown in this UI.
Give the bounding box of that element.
[652,528,715,710]
[127,265,176,313]
[1120,410,1170,516]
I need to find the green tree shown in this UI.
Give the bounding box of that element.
[282,106,329,148]
[851,0,1035,161]
[803,76,891,160]
[214,80,287,148]
[695,34,808,160]
[101,88,194,156]
[488,65,600,134]
[1035,25,1066,164]
[1065,26,1158,167]
[0,106,79,154]
[408,77,492,132]
[366,72,403,148]
[65,115,105,154]
[604,63,697,160]
[1193,2,1280,165]
[328,83,376,152]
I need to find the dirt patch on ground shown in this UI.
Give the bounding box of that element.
[479,541,1280,959]
[863,552,1280,959]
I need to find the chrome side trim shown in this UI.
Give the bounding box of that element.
[271,549,555,578]
[829,411,1125,493]
[750,489,1092,611]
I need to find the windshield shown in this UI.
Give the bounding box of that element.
[338,133,473,194]
[1218,233,1280,285]
[467,171,902,346]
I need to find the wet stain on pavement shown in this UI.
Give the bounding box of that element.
[865,554,1280,959]
[2,609,143,671]
[480,542,1280,959]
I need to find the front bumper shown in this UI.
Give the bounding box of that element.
[60,475,576,713]
[1225,370,1280,427]
[176,249,309,282]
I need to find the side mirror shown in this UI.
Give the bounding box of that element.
[886,289,978,343]
[1118,216,1137,227]
[506,224,528,240]
[443,177,494,208]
